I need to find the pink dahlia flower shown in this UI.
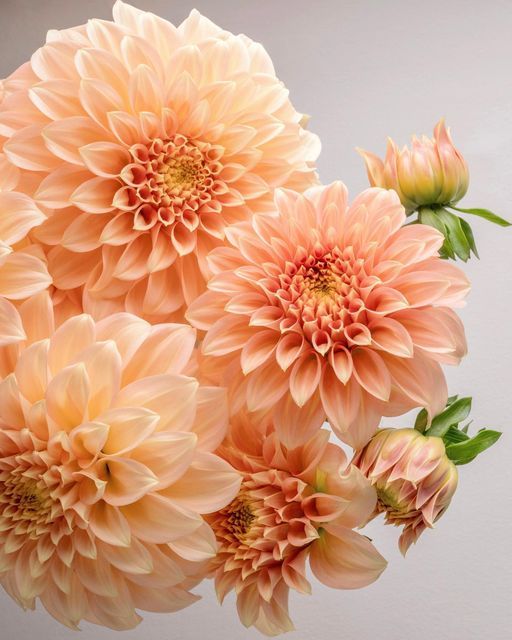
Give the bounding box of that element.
[208,412,386,636]
[0,0,319,322]
[358,119,469,213]
[353,428,458,554]
[187,182,469,448]
[0,292,241,629]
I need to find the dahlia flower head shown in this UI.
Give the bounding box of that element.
[0,0,319,322]
[208,411,387,636]
[353,428,458,555]
[188,181,470,449]
[0,292,241,629]
[358,119,469,214]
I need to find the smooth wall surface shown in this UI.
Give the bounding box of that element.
[0,1,511,639]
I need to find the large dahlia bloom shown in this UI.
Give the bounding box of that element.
[208,412,386,636]
[187,182,469,448]
[353,428,458,554]
[0,292,241,629]
[0,1,319,322]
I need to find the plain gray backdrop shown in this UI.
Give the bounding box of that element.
[0,1,511,639]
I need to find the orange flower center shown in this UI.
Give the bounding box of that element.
[117,135,226,232]
[276,246,370,353]
[223,495,256,542]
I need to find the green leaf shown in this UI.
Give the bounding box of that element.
[442,425,470,446]
[445,429,502,465]
[425,397,472,437]
[418,208,455,259]
[447,395,459,405]
[414,408,428,433]
[458,217,479,259]
[435,208,471,261]
[450,206,512,227]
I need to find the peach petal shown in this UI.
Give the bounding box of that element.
[70,176,118,213]
[0,252,52,300]
[4,124,62,172]
[351,348,391,401]
[168,521,218,562]
[130,432,197,489]
[114,374,198,432]
[79,141,131,178]
[162,452,241,513]
[241,330,279,374]
[310,525,387,589]
[122,323,196,382]
[100,457,159,506]
[121,494,202,543]
[42,116,108,165]
[289,353,322,407]
[89,502,132,547]
[192,386,229,452]
[0,192,46,245]
[35,165,92,208]
[79,78,126,128]
[273,392,326,449]
[98,407,159,455]
[45,363,90,431]
[246,359,289,412]
[202,315,255,356]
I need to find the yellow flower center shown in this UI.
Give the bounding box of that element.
[0,473,54,539]
[225,497,256,542]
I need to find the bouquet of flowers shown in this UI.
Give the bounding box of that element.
[0,2,507,635]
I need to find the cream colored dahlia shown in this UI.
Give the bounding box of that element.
[353,428,458,554]
[0,0,319,322]
[187,182,469,449]
[0,292,241,629]
[208,412,386,636]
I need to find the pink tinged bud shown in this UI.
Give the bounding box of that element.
[353,428,458,554]
[358,119,469,212]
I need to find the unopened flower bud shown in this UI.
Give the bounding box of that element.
[353,428,458,554]
[358,119,469,213]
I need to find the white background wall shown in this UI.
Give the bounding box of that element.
[1,1,511,639]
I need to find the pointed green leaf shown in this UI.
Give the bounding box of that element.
[450,206,512,227]
[418,208,456,259]
[458,217,479,259]
[435,208,471,262]
[442,425,470,446]
[425,397,472,437]
[414,408,428,433]
[445,429,502,465]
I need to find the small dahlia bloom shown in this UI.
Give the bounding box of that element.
[353,428,458,554]
[208,412,386,636]
[0,1,319,322]
[187,182,469,448]
[0,152,51,300]
[0,292,240,629]
[358,120,469,213]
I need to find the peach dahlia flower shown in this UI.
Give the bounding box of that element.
[208,412,386,636]
[0,0,319,322]
[0,292,241,629]
[187,182,469,448]
[353,428,458,554]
